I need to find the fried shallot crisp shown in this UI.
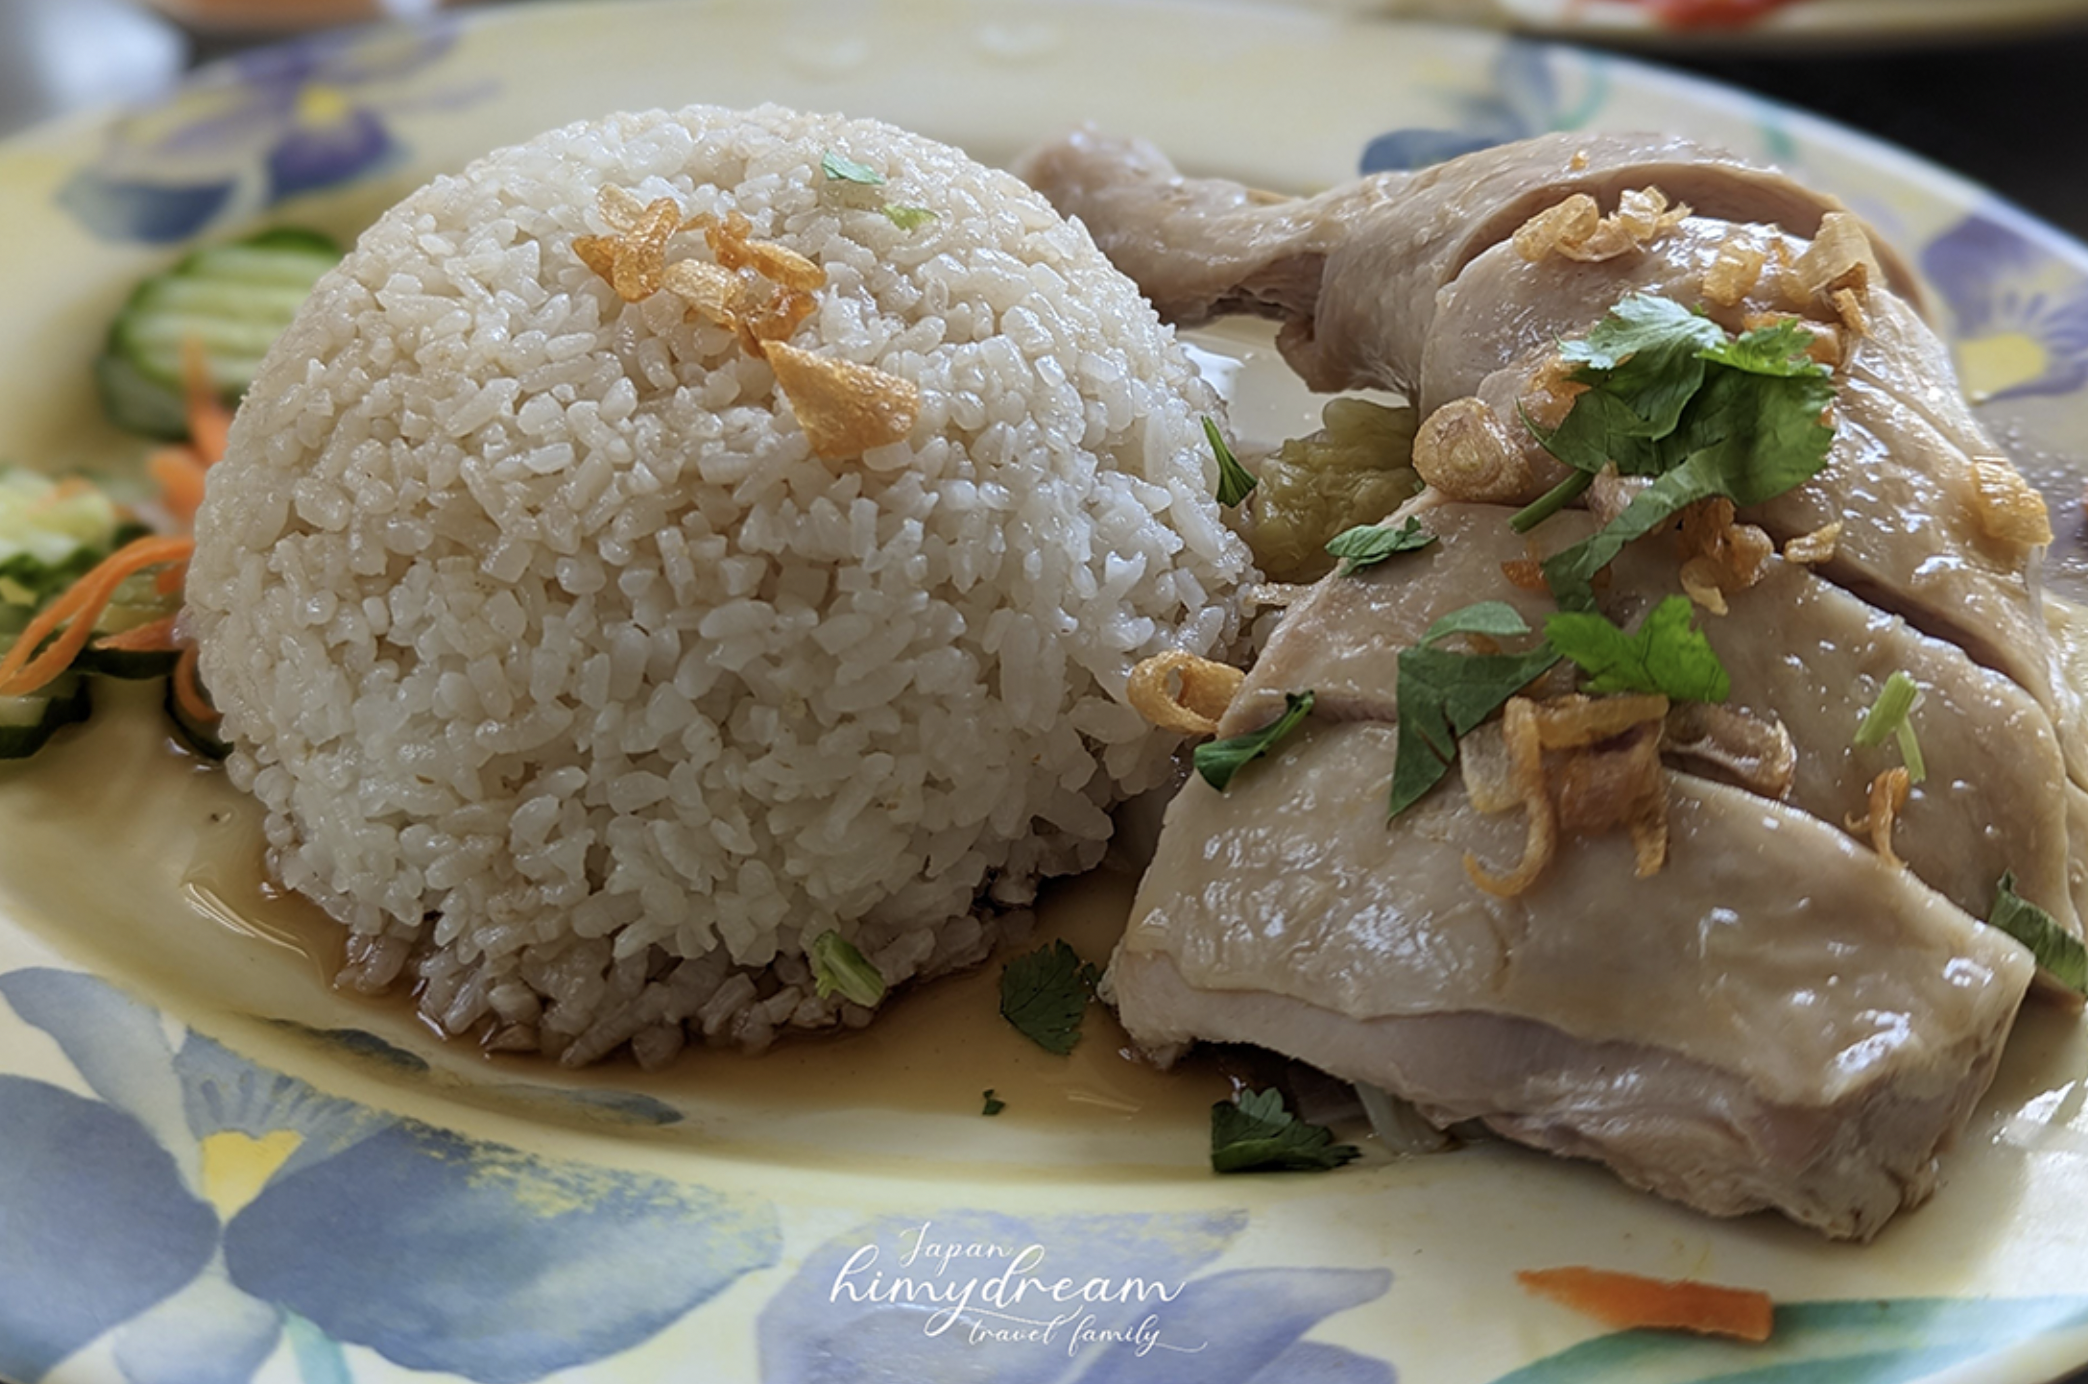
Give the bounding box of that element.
[1846,767,1913,870]
[1127,650,1247,736]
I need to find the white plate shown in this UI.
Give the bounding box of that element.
[3,4,2088,1382]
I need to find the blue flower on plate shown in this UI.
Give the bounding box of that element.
[56,21,494,245]
[1922,210,2088,404]
[757,1208,1395,1382]
[0,966,781,1384]
[1359,41,1608,174]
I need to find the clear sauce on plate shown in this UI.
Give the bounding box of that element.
[159,698,1238,1130]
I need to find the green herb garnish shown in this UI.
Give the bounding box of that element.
[999,940,1100,1054]
[1546,595,1730,703]
[820,150,885,186]
[1988,872,2088,995]
[1324,516,1436,575]
[809,930,887,1007]
[982,1089,1006,1116]
[1854,670,1927,784]
[1422,600,1535,647]
[1211,1087,1361,1173]
[1522,294,1837,611]
[1388,604,1560,818]
[1194,690,1315,791]
[1205,416,1258,506]
[882,204,937,231]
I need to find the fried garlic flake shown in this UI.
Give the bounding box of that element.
[662,259,739,327]
[1126,651,1247,736]
[1514,188,1688,264]
[1513,194,1600,263]
[1702,232,1767,308]
[1845,766,1912,870]
[574,193,683,302]
[1969,454,2055,551]
[1793,212,1879,333]
[1782,520,1843,566]
[764,340,921,460]
[692,210,827,291]
[1675,497,1772,600]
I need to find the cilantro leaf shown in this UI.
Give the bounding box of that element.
[1988,872,2088,995]
[982,1089,1006,1116]
[1522,292,1838,612]
[1389,642,1561,817]
[999,940,1099,1054]
[820,150,885,186]
[1546,595,1730,703]
[1535,296,1726,478]
[1702,316,1823,377]
[1325,516,1436,574]
[1854,670,1927,784]
[883,204,937,231]
[1423,600,1533,648]
[1562,292,1730,373]
[809,930,887,1007]
[1211,1087,1361,1173]
[1194,690,1315,791]
[1205,416,1257,506]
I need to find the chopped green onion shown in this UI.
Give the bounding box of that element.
[981,1089,1006,1116]
[1854,670,1925,784]
[1989,872,2088,995]
[882,204,937,230]
[820,150,885,186]
[809,930,887,1007]
[1205,417,1258,506]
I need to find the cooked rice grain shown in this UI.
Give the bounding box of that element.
[186,105,1255,1064]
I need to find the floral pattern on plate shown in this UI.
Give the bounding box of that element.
[0,968,781,1383]
[6,4,2088,1382]
[55,22,494,245]
[1923,211,2088,404]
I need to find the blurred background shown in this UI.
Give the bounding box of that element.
[5,0,2087,242]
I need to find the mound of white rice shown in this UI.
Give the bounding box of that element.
[186,104,1255,1066]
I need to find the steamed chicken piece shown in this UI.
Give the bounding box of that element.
[1117,509,2049,1238]
[1426,230,2088,786]
[1019,128,1919,396]
[1025,130,2084,784]
[1223,503,2080,936]
[1115,732,2032,1241]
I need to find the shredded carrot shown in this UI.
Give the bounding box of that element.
[173,642,218,725]
[180,337,232,466]
[149,447,211,528]
[0,535,194,695]
[91,613,180,653]
[1516,1267,1774,1342]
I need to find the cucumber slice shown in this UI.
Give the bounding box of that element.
[165,674,229,761]
[0,672,89,760]
[0,468,122,609]
[96,227,342,440]
[72,569,183,680]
